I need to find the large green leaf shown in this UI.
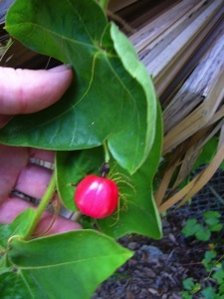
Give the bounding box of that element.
[6,230,132,299]
[0,0,157,174]
[56,104,162,239]
[0,271,31,299]
[98,104,163,239]
[97,0,109,10]
[0,209,36,288]
[0,209,35,248]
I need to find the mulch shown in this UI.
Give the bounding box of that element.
[93,170,224,299]
[92,216,206,299]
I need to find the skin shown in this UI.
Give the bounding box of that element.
[0,65,81,235]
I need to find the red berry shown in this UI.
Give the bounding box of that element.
[74,175,119,219]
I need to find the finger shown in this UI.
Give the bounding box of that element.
[15,164,52,199]
[15,149,55,199]
[0,146,81,234]
[0,65,73,115]
[35,212,82,236]
[0,145,29,203]
[0,197,81,235]
[29,149,55,163]
[0,196,31,224]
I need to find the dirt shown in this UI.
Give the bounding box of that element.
[92,170,224,299]
[92,216,207,299]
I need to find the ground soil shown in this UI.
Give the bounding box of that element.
[92,170,224,299]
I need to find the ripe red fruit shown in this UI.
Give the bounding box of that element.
[74,175,119,219]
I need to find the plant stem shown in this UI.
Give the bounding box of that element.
[24,172,56,239]
[103,141,110,163]
[101,141,111,177]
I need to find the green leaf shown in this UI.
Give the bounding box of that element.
[202,250,217,271]
[109,23,157,171]
[97,0,109,10]
[203,211,222,230]
[201,286,217,299]
[193,137,224,170]
[219,282,224,295]
[213,268,224,284]
[0,209,35,279]
[0,255,12,276]
[204,250,217,261]
[181,291,193,299]
[183,277,195,291]
[195,226,211,241]
[56,104,162,239]
[209,223,223,232]
[204,211,221,220]
[0,271,31,299]
[0,209,35,248]
[98,103,162,239]
[1,0,157,174]
[181,219,199,237]
[205,217,220,227]
[182,219,212,241]
[182,278,201,295]
[7,230,132,299]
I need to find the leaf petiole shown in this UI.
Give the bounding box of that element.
[24,172,56,239]
[103,141,110,163]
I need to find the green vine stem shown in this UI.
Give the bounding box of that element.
[103,141,110,163]
[24,171,56,240]
[101,141,111,177]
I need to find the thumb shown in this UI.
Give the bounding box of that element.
[0,65,73,115]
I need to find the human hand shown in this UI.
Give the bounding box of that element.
[0,65,81,235]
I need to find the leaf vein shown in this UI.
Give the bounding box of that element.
[8,22,96,50]
[14,253,130,270]
[66,0,99,45]
[19,269,35,298]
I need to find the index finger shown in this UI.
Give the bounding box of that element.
[0,65,73,115]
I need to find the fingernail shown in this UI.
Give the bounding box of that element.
[48,64,72,73]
